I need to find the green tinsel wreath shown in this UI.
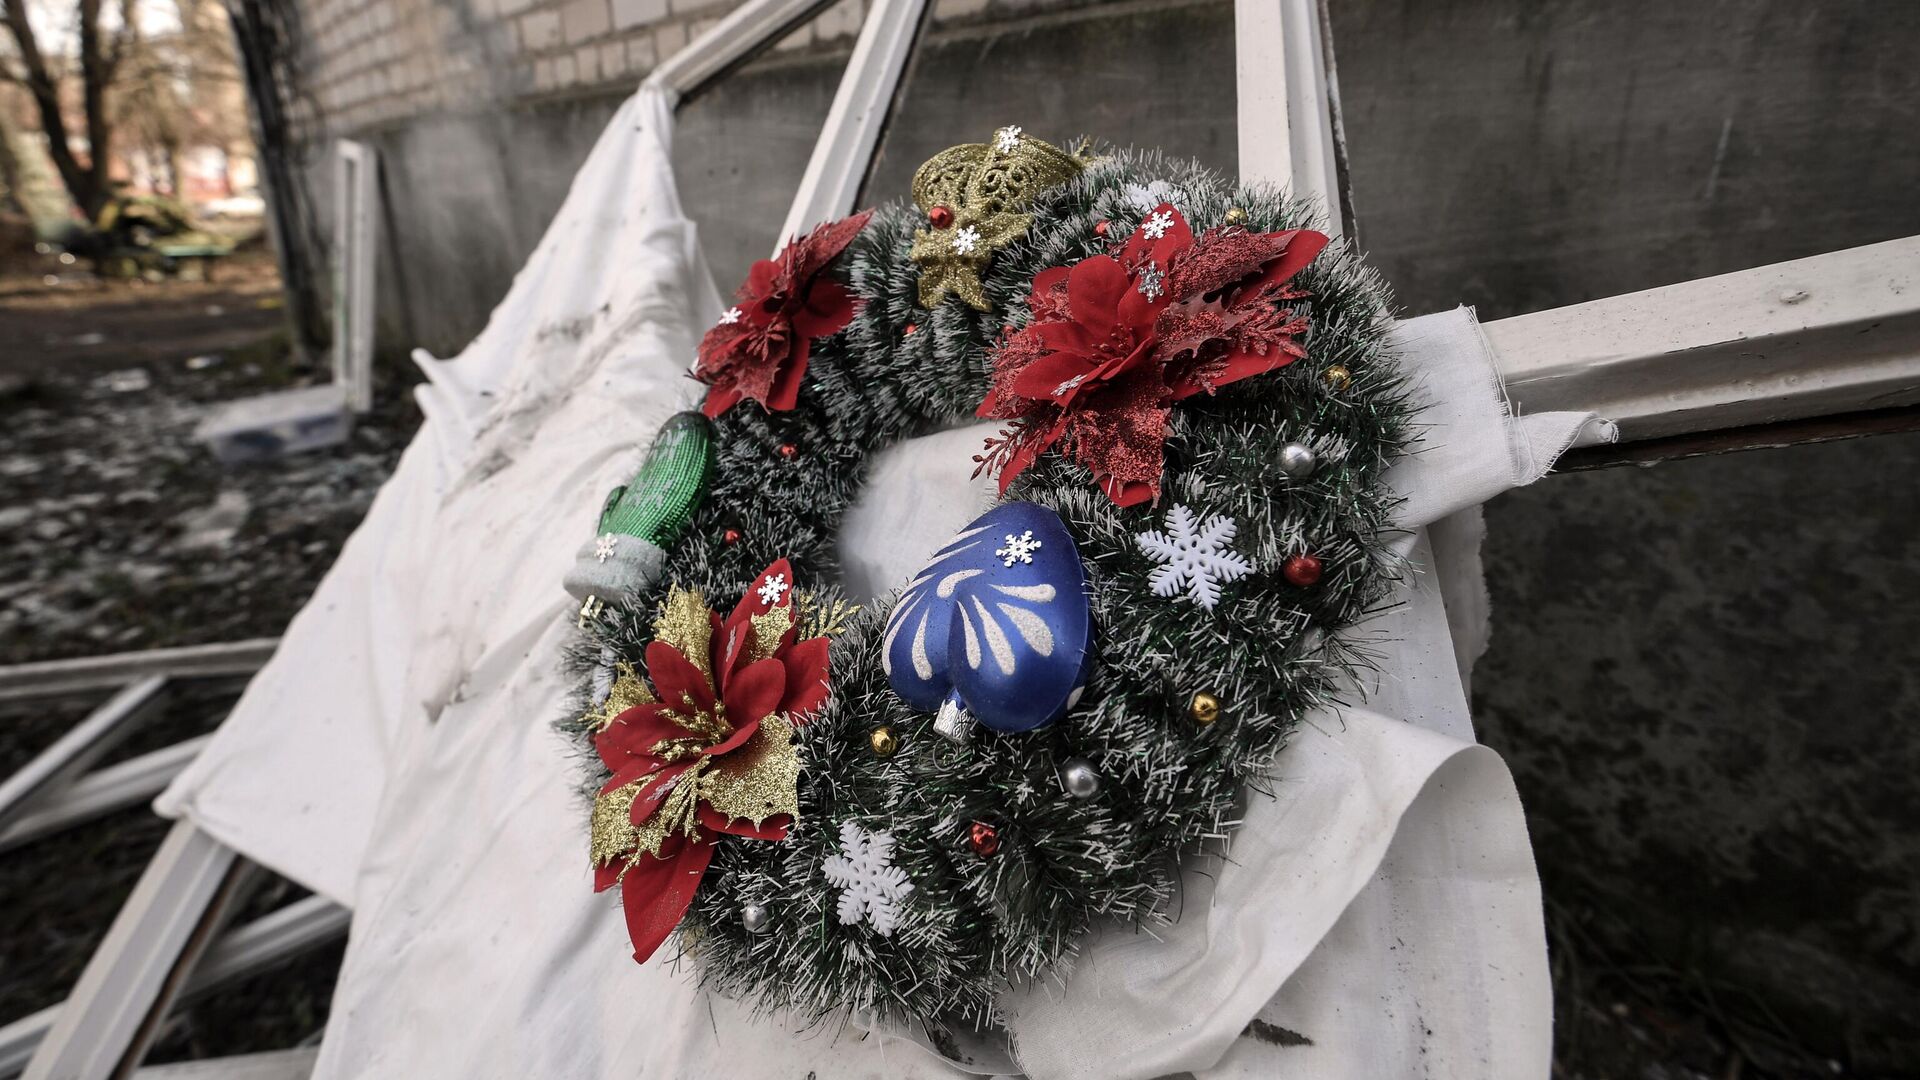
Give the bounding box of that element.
[560,145,1415,1040]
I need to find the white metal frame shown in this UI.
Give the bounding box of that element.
[11,0,1918,1076]
[1486,235,1920,443]
[331,140,377,415]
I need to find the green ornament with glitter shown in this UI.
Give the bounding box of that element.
[563,411,715,607]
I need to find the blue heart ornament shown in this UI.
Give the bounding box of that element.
[883,501,1093,734]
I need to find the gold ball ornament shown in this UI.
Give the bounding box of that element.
[1223,206,1248,226]
[1321,364,1353,391]
[869,726,899,757]
[1188,691,1223,726]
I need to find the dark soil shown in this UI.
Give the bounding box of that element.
[0,243,422,1063]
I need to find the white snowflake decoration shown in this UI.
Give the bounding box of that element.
[821,821,913,936]
[1122,180,1187,212]
[1052,373,1086,398]
[1136,262,1166,301]
[993,125,1023,154]
[951,225,981,256]
[995,529,1042,566]
[755,572,789,606]
[1140,209,1175,239]
[1136,504,1254,612]
[718,306,743,325]
[594,533,617,562]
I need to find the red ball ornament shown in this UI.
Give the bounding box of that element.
[722,528,742,546]
[1282,554,1324,587]
[1094,219,1111,238]
[968,821,1000,857]
[928,205,954,230]
[903,322,918,336]
[778,442,797,460]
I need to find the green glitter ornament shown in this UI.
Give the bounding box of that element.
[563,411,714,605]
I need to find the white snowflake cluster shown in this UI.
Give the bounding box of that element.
[1139,209,1175,239]
[951,225,981,256]
[756,572,789,606]
[993,125,1023,154]
[995,530,1043,566]
[1122,180,1186,212]
[1136,504,1253,611]
[822,821,913,936]
[594,533,617,562]
[718,306,742,325]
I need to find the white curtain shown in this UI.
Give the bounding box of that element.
[159,80,1607,1079]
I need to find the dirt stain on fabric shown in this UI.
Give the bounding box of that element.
[1241,1019,1315,1047]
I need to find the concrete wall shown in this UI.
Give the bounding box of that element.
[278,0,1920,1066]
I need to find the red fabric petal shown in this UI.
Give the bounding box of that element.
[719,559,793,684]
[739,559,795,619]
[627,761,700,827]
[1032,319,1095,356]
[701,382,743,419]
[594,859,622,893]
[597,760,656,796]
[1169,345,1299,401]
[791,279,856,340]
[1028,266,1070,306]
[1244,229,1328,295]
[1009,350,1099,403]
[1120,203,1193,266]
[619,834,715,964]
[1149,208,1195,267]
[594,703,687,773]
[975,386,1002,419]
[744,258,781,300]
[790,209,873,280]
[643,641,715,718]
[1067,256,1130,338]
[764,335,810,412]
[1101,473,1158,507]
[719,659,787,739]
[779,636,831,721]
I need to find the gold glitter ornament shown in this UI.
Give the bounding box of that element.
[590,779,644,866]
[1188,691,1222,726]
[1223,206,1248,225]
[748,605,795,663]
[909,126,1086,311]
[653,586,713,678]
[795,592,859,639]
[700,714,802,829]
[869,726,898,757]
[1321,364,1353,391]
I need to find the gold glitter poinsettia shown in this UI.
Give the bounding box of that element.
[909,125,1086,311]
[588,560,829,963]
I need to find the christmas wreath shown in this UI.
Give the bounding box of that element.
[558,129,1415,1046]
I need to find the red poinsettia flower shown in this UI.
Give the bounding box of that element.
[976,203,1328,506]
[588,560,830,963]
[695,211,874,418]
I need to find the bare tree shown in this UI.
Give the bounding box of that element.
[0,0,134,217]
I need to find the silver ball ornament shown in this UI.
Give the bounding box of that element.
[740,902,770,934]
[1277,441,1317,480]
[1060,758,1101,799]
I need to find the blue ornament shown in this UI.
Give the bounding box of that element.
[883,502,1093,738]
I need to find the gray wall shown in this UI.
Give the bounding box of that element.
[324,0,1920,1065]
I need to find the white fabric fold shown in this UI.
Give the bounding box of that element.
[157,79,1606,1078]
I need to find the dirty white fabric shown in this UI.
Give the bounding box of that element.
[159,79,1609,1079]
